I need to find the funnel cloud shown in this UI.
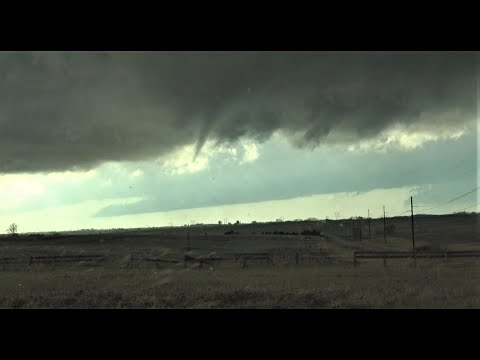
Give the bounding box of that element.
[0,51,477,173]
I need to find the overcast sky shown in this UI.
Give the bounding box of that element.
[0,51,478,232]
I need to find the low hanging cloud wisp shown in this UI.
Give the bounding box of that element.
[0,51,477,174]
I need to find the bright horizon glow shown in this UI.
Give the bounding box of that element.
[1,185,477,234]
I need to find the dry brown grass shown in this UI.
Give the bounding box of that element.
[0,261,479,308]
[0,214,478,308]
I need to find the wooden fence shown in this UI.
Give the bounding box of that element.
[1,254,108,270]
[1,250,330,271]
[234,252,274,268]
[353,250,480,267]
[129,255,180,269]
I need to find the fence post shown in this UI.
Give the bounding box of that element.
[268,254,274,266]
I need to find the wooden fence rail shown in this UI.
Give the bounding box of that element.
[130,256,181,269]
[1,254,108,271]
[233,252,271,261]
[233,253,274,268]
[30,255,106,260]
[184,254,215,269]
[353,250,480,267]
[2,250,330,271]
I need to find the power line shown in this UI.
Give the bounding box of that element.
[452,201,480,213]
[463,202,480,211]
[413,186,479,212]
[385,210,410,217]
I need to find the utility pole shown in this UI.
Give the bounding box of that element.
[351,217,354,240]
[383,206,386,245]
[359,216,362,241]
[411,196,415,250]
[368,209,371,240]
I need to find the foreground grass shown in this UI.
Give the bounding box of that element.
[0,261,479,309]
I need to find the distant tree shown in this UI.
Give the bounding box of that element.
[7,223,18,236]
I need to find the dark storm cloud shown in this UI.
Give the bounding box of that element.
[0,51,477,173]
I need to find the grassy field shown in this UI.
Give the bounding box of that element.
[0,214,479,309]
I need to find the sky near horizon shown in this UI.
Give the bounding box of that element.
[0,51,478,233]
